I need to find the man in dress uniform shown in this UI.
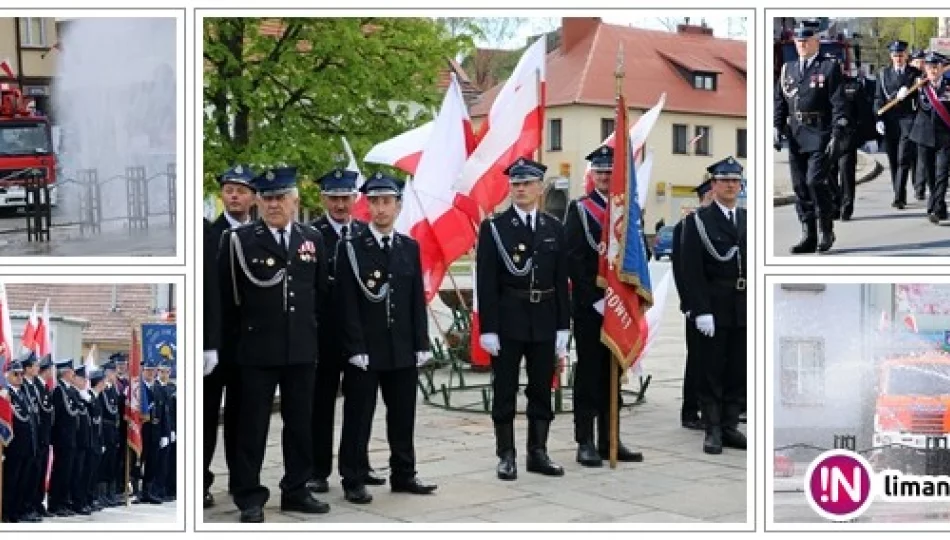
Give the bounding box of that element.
[2,361,39,523]
[830,64,876,221]
[774,19,848,254]
[874,40,922,208]
[679,157,748,455]
[205,165,257,507]
[18,352,44,521]
[908,52,950,225]
[308,168,384,497]
[112,353,131,502]
[48,359,80,516]
[203,217,223,508]
[565,145,644,467]
[219,166,331,522]
[159,360,177,501]
[137,363,161,504]
[69,365,92,515]
[98,359,121,507]
[671,178,715,431]
[84,369,106,512]
[337,172,437,504]
[476,157,571,480]
[25,353,54,518]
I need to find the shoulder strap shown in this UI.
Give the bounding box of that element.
[489,219,533,277]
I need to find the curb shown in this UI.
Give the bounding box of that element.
[773,152,884,207]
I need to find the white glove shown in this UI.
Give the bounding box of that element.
[593,298,605,315]
[876,121,885,136]
[101,446,106,453]
[160,437,169,449]
[171,432,176,443]
[897,86,909,101]
[415,351,432,367]
[479,333,500,356]
[203,350,218,376]
[348,354,369,371]
[555,330,570,355]
[695,314,715,338]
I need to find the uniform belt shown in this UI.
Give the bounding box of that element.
[712,278,747,291]
[794,111,824,126]
[504,287,556,303]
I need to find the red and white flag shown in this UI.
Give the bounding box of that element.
[584,93,666,193]
[342,136,371,222]
[0,283,15,371]
[468,256,490,369]
[629,271,672,376]
[0,58,14,79]
[454,37,546,218]
[364,122,434,177]
[83,344,98,390]
[36,299,52,358]
[21,302,38,352]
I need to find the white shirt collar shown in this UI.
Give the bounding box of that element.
[715,200,737,220]
[368,223,394,250]
[513,205,538,229]
[268,223,292,245]
[326,215,351,237]
[801,52,819,69]
[224,212,250,229]
[10,384,19,394]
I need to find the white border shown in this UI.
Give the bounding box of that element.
[0,8,186,267]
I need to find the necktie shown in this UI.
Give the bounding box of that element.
[278,228,287,254]
[340,225,348,240]
[382,235,391,254]
[525,213,533,231]
[728,210,736,228]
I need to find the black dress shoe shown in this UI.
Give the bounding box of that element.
[722,428,747,450]
[576,442,603,467]
[704,429,723,455]
[344,484,373,504]
[682,418,705,430]
[929,213,940,224]
[497,453,517,481]
[391,477,437,495]
[281,493,331,514]
[599,442,644,462]
[526,450,565,476]
[363,470,386,486]
[240,506,264,523]
[307,478,329,493]
[203,492,215,508]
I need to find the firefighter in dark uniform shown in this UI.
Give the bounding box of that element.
[2,361,39,523]
[874,40,922,207]
[27,354,55,517]
[307,168,384,497]
[774,20,848,254]
[204,164,257,508]
[830,64,876,220]
[159,360,177,501]
[219,166,331,522]
[337,172,437,504]
[85,369,106,511]
[909,52,950,224]
[18,352,44,521]
[565,145,643,467]
[112,353,131,502]
[476,157,571,480]
[139,362,162,504]
[98,359,121,507]
[69,365,92,515]
[48,360,80,516]
[679,157,748,455]
[671,179,714,431]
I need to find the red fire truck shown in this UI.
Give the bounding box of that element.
[773,17,860,81]
[0,81,58,209]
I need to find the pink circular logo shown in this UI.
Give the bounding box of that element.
[804,450,875,521]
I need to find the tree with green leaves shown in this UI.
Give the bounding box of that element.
[854,17,938,71]
[203,17,472,208]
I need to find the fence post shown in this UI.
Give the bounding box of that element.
[167,162,176,229]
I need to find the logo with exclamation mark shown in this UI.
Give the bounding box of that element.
[804,450,874,521]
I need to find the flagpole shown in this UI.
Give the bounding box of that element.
[535,66,547,212]
[0,442,5,520]
[608,44,626,471]
[125,445,131,506]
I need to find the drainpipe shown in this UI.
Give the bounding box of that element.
[14,17,25,89]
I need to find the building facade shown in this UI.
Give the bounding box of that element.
[0,17,60,117]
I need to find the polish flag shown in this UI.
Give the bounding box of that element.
[584,93,666,193]
[0,284,15,373]
[904,313,919,333]
[364,122,433,176]
[0,58,14,79]
[36,299,52,357]
[394,74,477,301]
[21,302,38,352]
[468,256,490,369]
[454,37,546,218]
[83,344,97,390]
[628,271,672,377]
[342,136,371,222]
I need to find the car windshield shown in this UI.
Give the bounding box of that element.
[885,364,950,396]
[0,121,51,155]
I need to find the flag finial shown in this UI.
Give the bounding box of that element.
[615,44,625,96]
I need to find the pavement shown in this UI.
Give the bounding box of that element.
[202,261,750,525]
[772,149,950,257]
[0,215,176,257]
[3,500,179,526]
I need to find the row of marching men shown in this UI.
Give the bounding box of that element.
[1,351,177,523]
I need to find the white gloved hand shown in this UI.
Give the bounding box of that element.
[479,333,500,356]
[897,86,909,101]
[160,437,169,449]
[415,351,432,367]
[876,121,885,136]
[593,298,605,315]
[695,314,716,338]
[101,446,106,453]
[203,350,218,376]
[555,330,570,355]
[171,431,176,443]
[348,354,369,371]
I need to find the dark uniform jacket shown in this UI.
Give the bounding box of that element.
[311,216,367,367]
[100,384,120,448]
[841,74,878,150]
[6,385,38,458]
[219,219,329,367]
[909,78,950,149]
[23,377,50,447]
[73,386,91,450]
[338,227,429,371]
[670,214,693,315]
[873,64,921,127]
[680,204,748,328]
[775,54,847,153]
[162,381,177,437]
[87,391,103,453]
[51,380,80,449]
[476,206,570,343]
[204,218,221,353]
[563,191,605,320]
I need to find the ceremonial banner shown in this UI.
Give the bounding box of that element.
[142,322,177,378]
[0,392,12,446]
[598,91,653,370]
[126,327,143,456]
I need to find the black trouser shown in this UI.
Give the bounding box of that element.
[828,148,858,214]
[2,453,29,520]
[492,337,556,425]
[232,363,315,511]
[572,312,615,435]
[342,366,417,488]
[115,427,127,495]
[203,361,239,493]
[99,435,116,483]
[70,446,88,509]
[682,318,701,420]
[48,444,74,510]
[338,363,379,488]
[31,444,50,512]
[84,448,102,507]
[918,144,950,218]
[312,357,373,482]
[167,441,177,498]
[695,323,747,430]
[153,442,169,499]
[884,122,916,203]
[789,145,836,222]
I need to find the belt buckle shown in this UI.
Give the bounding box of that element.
[795,111,803,121]
[736,278,746,291]
[529,290,542,303]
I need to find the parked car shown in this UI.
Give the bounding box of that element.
[653,225,675,260]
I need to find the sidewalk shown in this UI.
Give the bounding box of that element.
[772,149,883,206]
[203,262,749,525]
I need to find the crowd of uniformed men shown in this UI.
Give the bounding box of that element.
[2,351,178,523]
[775,19,949,256]
[203,142,747,523]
